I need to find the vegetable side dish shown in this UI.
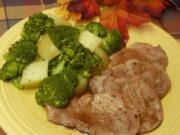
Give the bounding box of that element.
[0,12,121,108]
[0,11,171,135]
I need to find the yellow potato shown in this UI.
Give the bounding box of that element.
[95,47,109,69]
[37,34,60,60]
[75,76,89,96]
[79,30,102,52]
[21,61,48,88]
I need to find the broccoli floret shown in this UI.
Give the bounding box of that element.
[0,61,26,81]
[100,29,122,55]
[86,22,108,38]
[48,25,80,49]
[10,76,23,89]
[4,40,37,64]
[48,41,102,97]
[74,69,90,95]
[35,69,78,107]
[48,54,68,76]
[64,42,102,71]
[49,42,102,76]
[83,50,103,72]
[22,13,55,42]
[85,22,122,55]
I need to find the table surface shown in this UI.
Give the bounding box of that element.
[0,0,180,134]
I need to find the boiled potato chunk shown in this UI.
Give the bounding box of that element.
[21,61,48,88]
[75,76,89,96]
[37,34,60,60]
[79,30,102,51]
[95,47,109,69]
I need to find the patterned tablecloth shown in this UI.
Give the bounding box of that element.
[0,0,179,135]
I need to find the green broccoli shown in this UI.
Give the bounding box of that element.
[22,12,55,42]
[35,69,78,107]
[64,42,102,70]
[48,41,102,96]
[86,22,108,38]
[62,42,88,69]
[4,40,37,64]
[100,29,122,55]
[83,49,103,72]
[49,53,91,96]
[49,42,102,76]
[48,25,80,49]
[85,22,122,55]
[49,53,68,76]
[0,61,26,81]
[74,69,90,95]
[10,76,23,89]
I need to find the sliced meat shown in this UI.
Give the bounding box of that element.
[155,71,171,98]
[91,59,170,98]
[112,59,171,98]
[124,60,170,98]
[47,94,93,133]
[130,42,168,70]
[122,76,163,133]
[90,73,163,133]
[89,75,127,94]
[47,92,140,135]
[109,48,146,68]
[89,75,109,94]
[109,43,168,70]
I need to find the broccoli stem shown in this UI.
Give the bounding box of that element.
[10,76,23,89]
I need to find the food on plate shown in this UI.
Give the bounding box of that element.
[4,40,37,64]
[106,43,171,98]
[36,69,78,107]
[79,22,122,55]
[121,76,162,133]
[86,22,108,38]
[94,47,109,69]
[0,11,171,135]
[0,40,37,82]
[130,43,168,69]
[79,30,102,51]
[82,22,122,56]
[21,13,55,42]
[109,43,168,70]
[0,60,25,81]
[100,29,122,55]
[47,40,103,97]
[89,43,170,134]
[103,59,170,98]
[48,25,80,49]
[48,43,170,135]
[0,12,121,107]
[10,76,23,89]
[37,34,60,60]
[21,61,48,88]
[47,92,140,135]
